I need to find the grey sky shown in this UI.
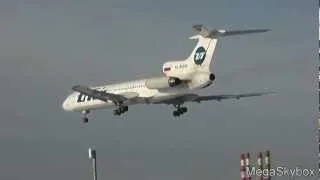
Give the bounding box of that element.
[0,0,316,179]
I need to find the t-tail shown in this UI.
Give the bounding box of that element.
[184,25,270,72]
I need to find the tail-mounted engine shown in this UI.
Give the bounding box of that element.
[145,77,183,89]
[168,77,181,87]
[189,72,215,89]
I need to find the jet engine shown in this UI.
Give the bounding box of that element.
[145,77,182,89]
[189,72,215,88]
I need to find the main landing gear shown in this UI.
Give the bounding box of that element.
[172,104,188,117]
[113,106,128,116]
[81,110,90,123]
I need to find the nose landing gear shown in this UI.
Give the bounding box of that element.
[81,110,90,123]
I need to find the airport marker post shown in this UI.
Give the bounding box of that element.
[240,150,271,180]
[88,148,98,180]
[240,153,246,180]
[264,150,271,180]
[245,152,251,180]
[257,152,264,180]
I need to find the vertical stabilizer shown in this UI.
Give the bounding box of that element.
[185,24,270,73]
[185,34,218,72]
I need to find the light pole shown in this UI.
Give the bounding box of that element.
[88,148,97,180]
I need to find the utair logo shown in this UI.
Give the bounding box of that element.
[193,46,206,65]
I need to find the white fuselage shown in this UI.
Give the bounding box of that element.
[62,76,213,112]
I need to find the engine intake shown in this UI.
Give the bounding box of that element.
[209,73,215,81]
[168,77,181,87]
[145,77,182,89]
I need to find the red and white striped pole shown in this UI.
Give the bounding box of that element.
[257,152,264,180]
[264,150,271,180]
[245,152,252,180]
[240,153,246,180]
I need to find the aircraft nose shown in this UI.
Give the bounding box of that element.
[62,98,73,111]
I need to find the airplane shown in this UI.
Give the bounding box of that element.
[62,24,272,123]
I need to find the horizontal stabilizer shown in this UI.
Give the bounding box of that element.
[192,24,270,38]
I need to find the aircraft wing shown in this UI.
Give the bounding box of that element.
[157,92,274,105]
[72,85,128,105]
[192,92,274,102]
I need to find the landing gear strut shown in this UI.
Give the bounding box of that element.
[172,104,188,117]
[113,106,128,116]
[81,110,90,123]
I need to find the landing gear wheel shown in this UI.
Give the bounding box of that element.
[172,104,189,117]
[119,107,124,112]
[173,111,180,117]
[82,117,89,123]
[181,107,188,113]
[81,110,90,123]
[113,109,121,116]
[113,106,128,116]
